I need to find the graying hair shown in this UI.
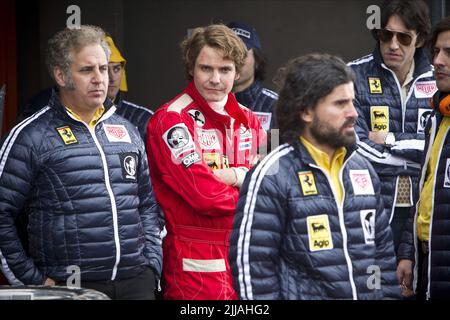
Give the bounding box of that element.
[46,25,111,85]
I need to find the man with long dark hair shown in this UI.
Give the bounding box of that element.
[230,53,400,300]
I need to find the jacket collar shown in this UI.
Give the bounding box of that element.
[184,80,249,129]
[48,88,114,124]
[292,138,357,167]
[372,45,432,78]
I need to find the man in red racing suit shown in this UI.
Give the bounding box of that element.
[147,24,266,300]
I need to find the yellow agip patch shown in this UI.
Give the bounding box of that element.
[370,106,389,132]
[298,171,318,196]
[307,215,334,252]
[56,126,78,145]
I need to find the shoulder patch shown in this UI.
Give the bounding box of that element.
[168,94,193,113]
[188,109,206,127]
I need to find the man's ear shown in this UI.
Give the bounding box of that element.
[300,107,314,124]
[415,39,425,48]
[53,67,67,87]
[235,72,240,81]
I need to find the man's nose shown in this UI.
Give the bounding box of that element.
[388,34,400,50]
[92,67,104,83]
[434,50,445,67]
[347,101,358,119]
[108,69,114,82]
[210,70,220,84]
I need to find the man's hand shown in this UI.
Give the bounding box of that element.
[44,277,56,286]
[213,168,237,186]
[368,131,388,145]
[397,259,414,297]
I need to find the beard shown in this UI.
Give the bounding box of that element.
[310,117,357,149]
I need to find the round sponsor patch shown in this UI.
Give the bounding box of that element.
[167,126,190,149]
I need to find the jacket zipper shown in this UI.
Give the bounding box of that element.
[66,109,122,281]
[310,152,358,300]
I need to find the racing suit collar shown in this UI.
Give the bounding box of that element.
[184,80,250,129]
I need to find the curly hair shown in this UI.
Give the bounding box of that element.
[181,24,247,80]
[275,53,355,144]
[46,25,111,84]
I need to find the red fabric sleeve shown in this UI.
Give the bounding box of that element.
[147,110,239,217]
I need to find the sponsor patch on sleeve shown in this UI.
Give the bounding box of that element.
[56,126,78,145]
[307,215,334,252]
[253,112,272,132]
[349,170,375,195]
[370,106,389,132]
[414,81,437,99]
[119,152,138,181]
[298,171,318,196]
[104,124,132,143]
[360,209,376,244]
[181,152,201,168]
[368,77,382,94]
[417,108,432,134]
[163,123,195,159]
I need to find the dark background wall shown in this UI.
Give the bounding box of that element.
[16,0,448,114]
